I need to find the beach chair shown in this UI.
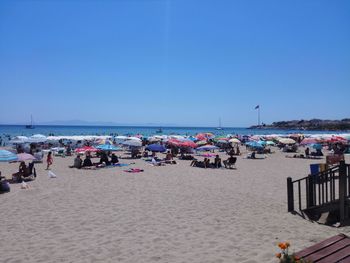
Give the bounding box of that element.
[223,157,237,169]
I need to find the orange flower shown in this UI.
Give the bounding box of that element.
[275,253,281,258]
[278,242,287,250]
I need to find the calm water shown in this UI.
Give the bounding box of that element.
[0,125,346,138]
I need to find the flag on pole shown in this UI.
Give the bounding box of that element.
[255,105,260,109]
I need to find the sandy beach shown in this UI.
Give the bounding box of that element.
[1,149,349,263]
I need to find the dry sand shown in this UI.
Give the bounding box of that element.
[1,149,349,263]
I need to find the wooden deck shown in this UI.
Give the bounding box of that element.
[295,234,350,262]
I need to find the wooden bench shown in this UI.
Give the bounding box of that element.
[295,234,350,262]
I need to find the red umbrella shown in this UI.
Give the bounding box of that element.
[167,139,181,147]
[300,138,318,145]
[179,141,197,148]
[326,136,347,144]
[75,146,99,153]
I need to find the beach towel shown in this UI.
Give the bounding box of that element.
[113,163,129,167]
[123,168,144,173]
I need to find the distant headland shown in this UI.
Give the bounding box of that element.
[249,119,350,131]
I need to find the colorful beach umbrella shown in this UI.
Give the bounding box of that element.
[229,138,241,144]
[196,145,219,151]
[96,139,113,145]
[16,153,36,161]
[96,144,122,151]
[75,146,99,153]
[0,150,18,162]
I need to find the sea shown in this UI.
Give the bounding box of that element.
[0,125,348,138]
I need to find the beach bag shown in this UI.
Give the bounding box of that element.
[48,171,57,178]
[0,180,10,193]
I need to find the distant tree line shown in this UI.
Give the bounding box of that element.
[249,119,350,131]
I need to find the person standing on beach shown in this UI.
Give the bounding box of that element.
[46,151,53,170]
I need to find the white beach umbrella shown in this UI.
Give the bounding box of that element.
[122,140,142,147]
[278,138,296,144]
[28,134,47,143]
[10,136,29,144]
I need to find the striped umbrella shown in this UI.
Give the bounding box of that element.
[0,150,18,162]
[96,144,122,151]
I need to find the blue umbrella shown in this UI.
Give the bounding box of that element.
[145,144,167,152]
[96,144,122,151]
[311,143,323,150]
[0,150,18,162]
[245,141,264,149]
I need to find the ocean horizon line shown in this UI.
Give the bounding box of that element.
[0,124,249,129]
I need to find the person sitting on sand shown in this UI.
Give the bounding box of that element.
[11,161,27,183]
[70,154,82,169]
[248,151,256,159]
[223,156,237,169]
[213,155,222,168]
[82,155,93,167]
[152,157,164,166]
[99,152,111,166]
[191,158,210,168]
[111,153,119,164]
[164,151,176,164]
[142,150,149,158]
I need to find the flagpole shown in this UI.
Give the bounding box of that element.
[258,107,260,127]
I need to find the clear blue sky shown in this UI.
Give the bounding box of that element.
[0,0,349,127]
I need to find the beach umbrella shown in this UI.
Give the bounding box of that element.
[278,138,296,145]
[9,136,29,144]
[75,146,99,153]
[300,138,318,145]
[325,136,347,144]
[16,153,36,161]
[28,134,47,143]
[245,141,264,148]
[167,139,181,147]
[229,138,241,144]
[196,140,207,146]
[96,144,122,151]
[0,150,18,162]
[311,143,323,150]
[249,135,261,141]
[96,138,113,145]
[196,133,214,141]
[145,144,166,152]
[265,141,276,146]
[196,145,219,151]
[179,141,197,148]
[122,140,142,147]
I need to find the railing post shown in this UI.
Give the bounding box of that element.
[307,176,314,208]
[287,177,294,212]
[339,161,347,224]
